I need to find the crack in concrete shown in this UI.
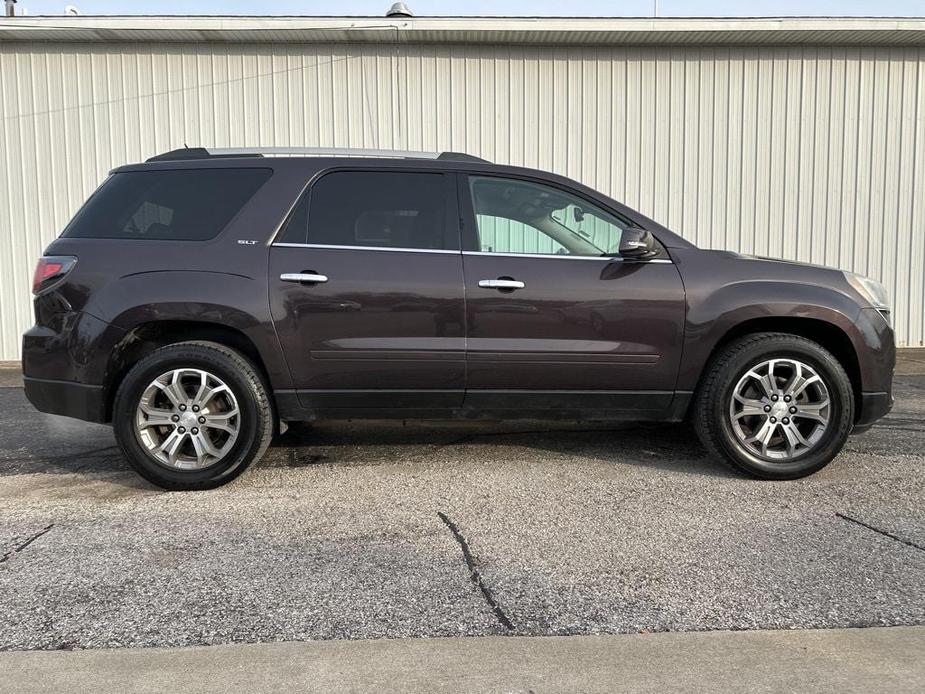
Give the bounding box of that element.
[836,513,925,553]
[0,524,55,564]
[437,511,514,632]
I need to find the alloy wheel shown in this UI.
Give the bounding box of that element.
[728,358,831,461]
[134,368,241,470]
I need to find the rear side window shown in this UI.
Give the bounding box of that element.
[279,171,453,250]
[64,168,272,241]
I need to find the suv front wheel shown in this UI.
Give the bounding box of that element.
[112,341,273,490]
[693,333,854,479]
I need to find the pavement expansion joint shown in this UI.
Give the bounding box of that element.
[437,511,514,632]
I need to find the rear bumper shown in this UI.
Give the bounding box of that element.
[23,376,107,423]
[853,391,893,433]
[22,310,124,423]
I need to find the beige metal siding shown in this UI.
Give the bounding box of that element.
[0,42,923,359]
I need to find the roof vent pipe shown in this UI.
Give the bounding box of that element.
[4,0,17,18]
[385,2,413,17]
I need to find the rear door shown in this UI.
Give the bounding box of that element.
[458,173,686,415]
[269,169,465,411]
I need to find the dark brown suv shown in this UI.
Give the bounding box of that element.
[23,147,895,490]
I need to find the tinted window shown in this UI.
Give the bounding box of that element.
[280,171,451,250]
[468,176,628,256]
[64,168,272,241]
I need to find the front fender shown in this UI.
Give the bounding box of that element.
[678,279,871,392]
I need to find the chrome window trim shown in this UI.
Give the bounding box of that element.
[271,243,674,263]
[272,242,460,254]
[462,250,673,264]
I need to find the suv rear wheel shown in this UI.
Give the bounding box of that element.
[112,341,273,490]
[693,333,854,479]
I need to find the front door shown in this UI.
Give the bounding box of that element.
[458,173,686,415]
[269,169,465,412]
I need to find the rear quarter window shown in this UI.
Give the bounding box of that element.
[63,168,272,241]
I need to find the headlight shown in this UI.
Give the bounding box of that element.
[844,271,891,312]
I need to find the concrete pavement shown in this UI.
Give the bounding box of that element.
[2,626,923,693]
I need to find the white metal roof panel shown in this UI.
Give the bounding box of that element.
[1,16,925,45]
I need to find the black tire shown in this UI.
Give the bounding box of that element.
[112,341,273,490]
[693,333,854,480]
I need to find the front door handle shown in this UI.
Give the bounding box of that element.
[281,272,329,284]
[478,279,525,290]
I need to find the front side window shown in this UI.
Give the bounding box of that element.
[468,176,629,256]
[64,168,272,241]
[280,171,451,250]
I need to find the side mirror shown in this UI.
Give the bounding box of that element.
[618,228,656,259]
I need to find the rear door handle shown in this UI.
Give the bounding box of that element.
[478,279,525,290]
[281,272,329,284]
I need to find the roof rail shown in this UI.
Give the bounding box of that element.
[146,146,488,163]
[146,147,206,162]
[437,151,488,163]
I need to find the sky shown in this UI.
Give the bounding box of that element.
[10,0,925,17]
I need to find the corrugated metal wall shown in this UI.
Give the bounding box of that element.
[1,41,923,358]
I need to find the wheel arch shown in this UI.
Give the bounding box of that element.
[694,316,862,422]
[102,320,271,422]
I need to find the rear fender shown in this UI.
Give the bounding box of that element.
[85,271,291,389]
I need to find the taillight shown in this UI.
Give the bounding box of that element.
[32,256,77,294]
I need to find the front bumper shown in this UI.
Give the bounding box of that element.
[23,376,107,423]
[849,307,894,433]
[853,391,894,433]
